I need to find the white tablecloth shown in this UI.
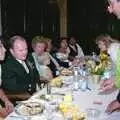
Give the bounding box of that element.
[5,76,120,120]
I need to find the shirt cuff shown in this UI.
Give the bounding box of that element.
[69,62,72,66]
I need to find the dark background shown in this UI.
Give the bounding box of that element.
[1,0,120,54]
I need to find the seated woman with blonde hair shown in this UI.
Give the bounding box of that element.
[32,36,53,80]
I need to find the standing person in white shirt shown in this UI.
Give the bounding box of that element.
[99,0,120,114]
[107,0,120,19]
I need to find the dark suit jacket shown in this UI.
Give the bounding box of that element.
[47,53,69,77]
[68,44,78,61]
[52,53,69,68]
[1,53,40,94]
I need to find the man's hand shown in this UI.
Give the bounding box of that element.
[0,101,14,117]
[106,100,120,113]
[99,78,115,92]
[5,100,14,114]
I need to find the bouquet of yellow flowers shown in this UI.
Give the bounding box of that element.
[99,51,112,69]
[86,51,112,75]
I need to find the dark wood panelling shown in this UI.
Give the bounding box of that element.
[1,0,60,43]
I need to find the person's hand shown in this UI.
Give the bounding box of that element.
[0,107,9,117]
[0,101,14,117]
[99,78,115,92]
[106,100,120,113]
[5,100,14,114]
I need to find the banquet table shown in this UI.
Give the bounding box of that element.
[5,75,120,120]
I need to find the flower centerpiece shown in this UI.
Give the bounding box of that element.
[86,51,112,76]
[85,51,111,84]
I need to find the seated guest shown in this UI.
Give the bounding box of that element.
[43,37,65,76]
[0,36,14,117]
[32,36,62,77]
[53,37,70,68]
[1,35,40,101]
[68,36,84,61]
[43,37,60,69]
[31,36,53,80]
[43,37,53,52]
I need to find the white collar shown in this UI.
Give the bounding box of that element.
[16,59,23,64]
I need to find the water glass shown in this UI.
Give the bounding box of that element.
[81,79,88,91]
[73,81,79,91]
[88,75,100,91]
[86,108,101,120]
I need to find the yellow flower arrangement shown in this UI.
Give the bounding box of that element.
[58,94,86,120]
[86,51,112,75]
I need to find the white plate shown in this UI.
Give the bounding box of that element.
[15,101,44,116]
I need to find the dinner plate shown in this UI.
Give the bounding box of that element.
[15,101,44,116]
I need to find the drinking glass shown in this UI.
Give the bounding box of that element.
[86,108,101,120]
